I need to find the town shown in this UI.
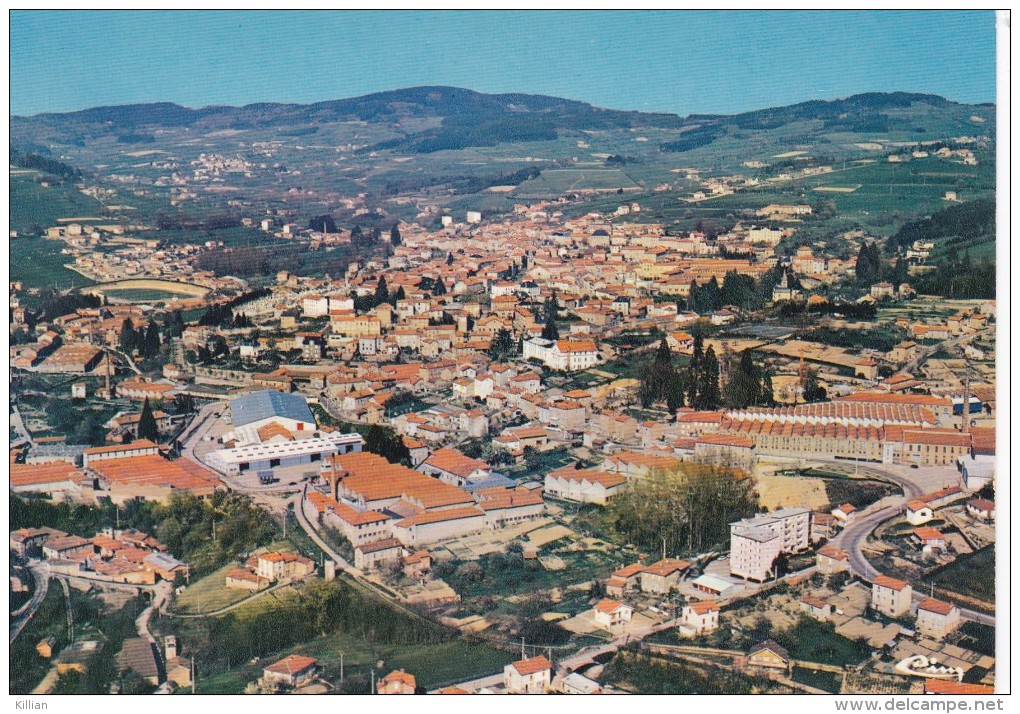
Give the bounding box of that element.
[8,12,1000,696]
[10,185,997,695]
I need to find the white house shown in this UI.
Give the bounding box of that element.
[905,499,935,526]
[504,656,552,694]
[915,598,961,640]
[593,599,633,629]
[871,575,913,617]
[680,600,720,633]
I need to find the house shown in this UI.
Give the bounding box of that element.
[799,594,833,621]
[680,601,720,633]
[870,282,895,299]
[640,558,690,594]
[710,309,737,326]
[871,575,913,617]
[966,498,995,521]
[255,552,315,581]
[402,550,432,579]
[915,598,961,640]
[225,568,270,592]
[522,337,600,371]
[377,669,416,694]
[816,545,850,574]
[593,598,633,629]
[504,655,553,694]
[606,563,645,597]
[354,538,404,571]
[811,513,837,542]
[115,638,161,686]
[746,640,790,673]
[912,527,947,556]
[419,447,490,487]
[831,503,857,526]
[262,654,318,688]
[905,500,935,526]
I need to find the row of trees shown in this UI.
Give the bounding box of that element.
[637,336,720,411]
[118,318,162,359]
[595,464,759,556]
[687,268,783,314]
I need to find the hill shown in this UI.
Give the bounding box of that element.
[9,87,995,238]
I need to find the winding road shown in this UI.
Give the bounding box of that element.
[10,560,50,644]
[826,460,995,626]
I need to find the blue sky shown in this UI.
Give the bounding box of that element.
[10,10,997,117]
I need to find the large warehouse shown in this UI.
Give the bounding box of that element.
[206,431,363,476]
[229,390,317,445]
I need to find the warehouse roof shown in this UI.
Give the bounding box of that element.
[230,390,315,428]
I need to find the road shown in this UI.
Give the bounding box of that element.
[902,327,991,376]
[10,405,33,447]
[137,581,173,644]
[827,460,995,626]
[10,560,50,644]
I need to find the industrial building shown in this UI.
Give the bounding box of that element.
[228,389,318,445]
[206,431,363,475]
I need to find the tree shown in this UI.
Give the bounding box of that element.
[389,223,401,246]
[432,277,447,296]
[695,346,722,410]
[119,318,137,353]
[141,322,161,359]
[488,328,516,362]
[801,367,827,403]
[541,293,561,341]
[309,215,337,233]
[374,276,389,305]
[723,350,770,409]
[364,425,410,465]
[350,225,364,246]
[856,241,883,286]
[137,398,159,442]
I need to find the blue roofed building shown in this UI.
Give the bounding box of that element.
[230,390,317,445]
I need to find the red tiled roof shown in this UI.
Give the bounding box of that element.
[873,575,909,591]
[918,598,956,616]
[511,655,552,676]
[265,654,317,676]
[925,680,994,695]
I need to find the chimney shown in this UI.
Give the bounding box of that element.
[165,635,177,661]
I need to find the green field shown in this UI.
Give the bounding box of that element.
[791,665,841,693]
[172,563,259,614]
[931,544,995,604]
[9,173,108,234]
[10,235,94,291]
[101,288,188,303]
[515,168,640,197]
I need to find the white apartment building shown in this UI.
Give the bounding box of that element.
[729,507,810,582]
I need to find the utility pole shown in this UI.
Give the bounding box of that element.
[339,652,344,687]
[521,637,525,660]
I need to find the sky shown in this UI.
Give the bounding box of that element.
[9,10,997,117]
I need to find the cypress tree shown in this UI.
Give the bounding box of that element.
[390,223,401,246]
[137,398,159,442]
